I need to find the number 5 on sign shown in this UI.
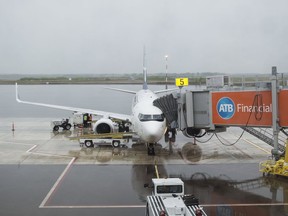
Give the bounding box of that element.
[175,78,189,87]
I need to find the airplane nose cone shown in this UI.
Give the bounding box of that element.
[142,122,165,143]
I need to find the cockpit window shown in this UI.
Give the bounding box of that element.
[138,113,164,122]
[153,114,164,121]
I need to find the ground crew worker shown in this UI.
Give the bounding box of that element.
[83,114,88,127]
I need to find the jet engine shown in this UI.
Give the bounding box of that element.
[182,127,204,138]
[93,118,118,134]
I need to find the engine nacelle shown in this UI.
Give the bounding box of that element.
[182,127,202,138]
[93,118,118,134]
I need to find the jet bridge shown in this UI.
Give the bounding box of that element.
[154,67,288,158]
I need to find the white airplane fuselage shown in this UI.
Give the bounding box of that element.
[131,89,166,143]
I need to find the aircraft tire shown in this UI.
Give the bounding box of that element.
[147,144,155,156]
[112,140,120,148]
[85,140,94,148]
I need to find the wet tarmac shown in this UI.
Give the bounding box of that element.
[1,118,288,216]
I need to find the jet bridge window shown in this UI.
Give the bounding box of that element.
[156,185,183,194]
[138,114,164,122]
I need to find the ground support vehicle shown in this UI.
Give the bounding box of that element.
[259,159,288,177]
[79,137,128,148]
[145,178,207,216]
[51,119,72,131]
[78,133,133,148]
[260,140,288,177]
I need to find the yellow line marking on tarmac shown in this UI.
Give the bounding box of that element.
[242,138,271,154]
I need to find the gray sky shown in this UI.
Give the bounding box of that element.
[0,0,287,75]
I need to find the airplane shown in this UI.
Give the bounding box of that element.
[15,68,171,155]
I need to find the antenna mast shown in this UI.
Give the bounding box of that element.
[165,55,168,90]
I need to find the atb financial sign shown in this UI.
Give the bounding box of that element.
[212,90,288,127]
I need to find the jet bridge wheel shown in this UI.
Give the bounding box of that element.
[112,140,120,148]
[85,140,94,148]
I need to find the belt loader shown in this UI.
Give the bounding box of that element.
[145,178,207,216]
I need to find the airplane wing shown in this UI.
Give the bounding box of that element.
[104,87,137,94]
[15,83,132,122]
[105,86,178,95]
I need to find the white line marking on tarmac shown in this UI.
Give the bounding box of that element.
[40,202,288,209]
[39,157,76,208]
[202,202,288,207]
[24,143,74,159]
[41,205,146,209]
[26,145,37,153]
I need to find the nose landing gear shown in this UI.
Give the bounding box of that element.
[147,143,155,156]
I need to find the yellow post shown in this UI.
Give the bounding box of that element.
[285,139,288,163]
[154,159,160,179]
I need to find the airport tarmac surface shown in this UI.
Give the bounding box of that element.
[1,118,288,216]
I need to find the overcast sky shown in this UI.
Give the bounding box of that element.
[0,0,287,75]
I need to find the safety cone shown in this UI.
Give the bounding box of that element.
[12,122,15,131]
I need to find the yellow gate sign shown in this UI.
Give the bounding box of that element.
[175,78,189,87]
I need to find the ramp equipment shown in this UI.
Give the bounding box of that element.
[145,178,207,216]
[153,93,178,127]
[241,127,286,152]
[260,139,288,177]
[70,132,134,148]
[51,119,72,131]
[155,67,288,161]
[153,67,288,177]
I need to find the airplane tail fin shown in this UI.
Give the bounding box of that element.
[142,46,148,90]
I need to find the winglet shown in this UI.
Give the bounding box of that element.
[15,83,21,103]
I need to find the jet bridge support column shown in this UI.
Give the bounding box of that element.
[271,66,280,159]
[177,88,186,131]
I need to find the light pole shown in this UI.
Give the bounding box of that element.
[165,55,168,89]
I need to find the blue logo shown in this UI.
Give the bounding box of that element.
[217,97,235,119]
